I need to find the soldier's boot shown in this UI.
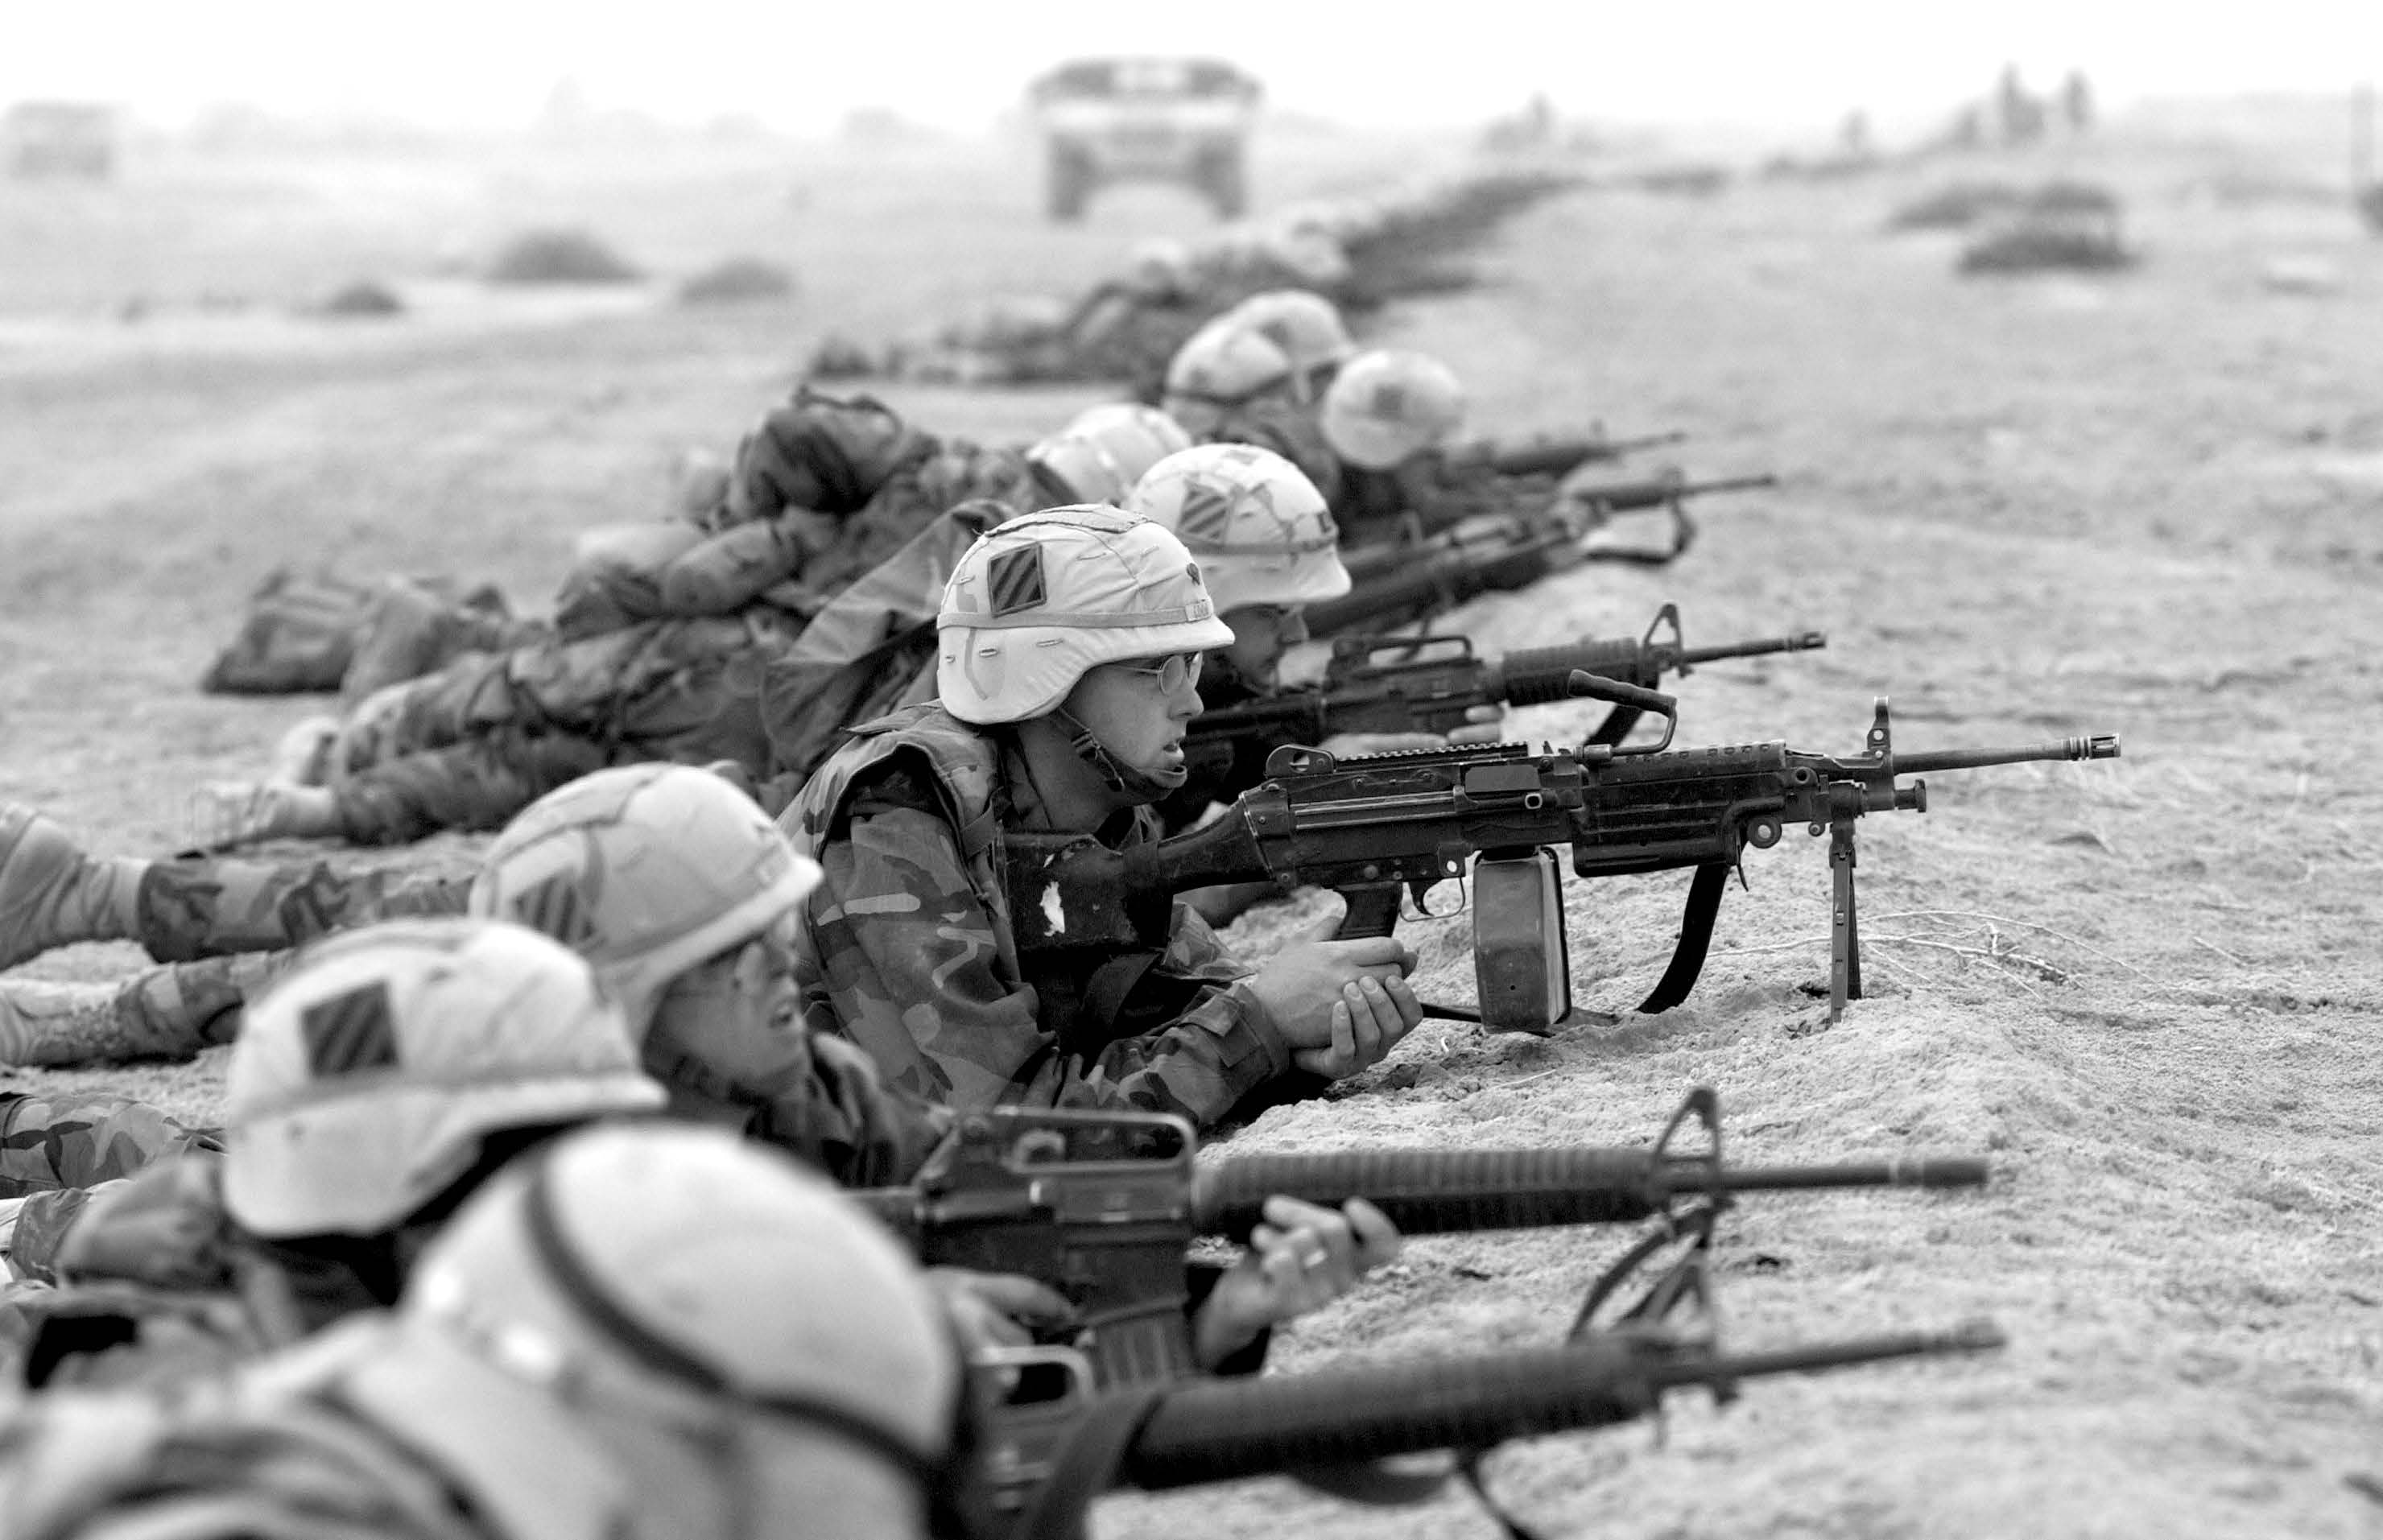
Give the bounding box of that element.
[188,782,341,851]
[266,715,341,787]
[0,805,148,971]
[0,958,261,1067]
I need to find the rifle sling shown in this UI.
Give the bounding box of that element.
[1010,1385,1171,1540]
[1634,861,1731,1014]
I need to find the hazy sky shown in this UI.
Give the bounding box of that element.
[11,1,2380,136]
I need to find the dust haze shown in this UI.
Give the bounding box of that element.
[2,17,2381,1540]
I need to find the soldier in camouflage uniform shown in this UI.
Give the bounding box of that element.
[1159,317,1344,509]
[0,1122,968,1540]
[0,1090,221,1263]
[0,770,948,1204]
[785,506,1425,1129]
[0,918,671,1386]
[1118,444,1483,838]
[193,400,1195,852]
[1319,348,1598,543]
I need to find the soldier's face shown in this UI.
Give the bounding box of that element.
[1219,604,1309,688]
[1065,654,1204,784]
[646,918,803,1050]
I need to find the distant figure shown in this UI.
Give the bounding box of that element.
[2061,71,2095,134]
[1998,65,2046,146]
[1840,109,1873,160]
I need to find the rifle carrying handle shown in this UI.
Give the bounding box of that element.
[1563,671,1675,715]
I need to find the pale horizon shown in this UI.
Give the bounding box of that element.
[10,0,2381,143]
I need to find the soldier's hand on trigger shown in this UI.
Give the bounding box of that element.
[1192,1195,1402,1369]
[923,1267,1080,1355]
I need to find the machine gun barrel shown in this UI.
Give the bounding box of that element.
[1188,1147,1989,1239]
[1894,735,2120,775]
[1121,1323,2005,1491]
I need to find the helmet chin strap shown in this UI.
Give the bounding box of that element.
[1048,704,1187,802]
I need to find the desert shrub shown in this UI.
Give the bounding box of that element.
[318,279,403,317]
[1888,180,2022,229]
[1631,164,1732,196]
[676,257,796,305]
[2028,179,2119,215]
[486,229,643,285]
[2356,184,2383,236]
[1959,217,2135,275]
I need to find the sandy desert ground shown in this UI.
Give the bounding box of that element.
[1,103,2379,1538]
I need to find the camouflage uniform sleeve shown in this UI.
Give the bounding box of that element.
[801,780,1289,1129]
[787,1033,953,1187]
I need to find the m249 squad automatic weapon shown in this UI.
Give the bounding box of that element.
[1006,686,2120,1031]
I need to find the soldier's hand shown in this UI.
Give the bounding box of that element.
[1290,969,1424,1080]
[1449,702,1507,745]
[1245,937,1416,1055]
[923,1267,1079,1354]
[1192,1196,1402,1369]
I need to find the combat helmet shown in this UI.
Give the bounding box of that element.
[387,1123,961,1538]
[223,917,663,1238]
[1160,317,1295,436]
[1320,348,1468,470]
[469,765,823,1032]
[1125,444,1350,611]
[1025,403,1194,507]
[936,505,1233,725]
[1228,289,1356,402]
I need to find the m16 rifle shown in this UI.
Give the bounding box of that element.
[852,1089,1988,1391]
[1190,603,1827,757]
[1344,465,1776,571]
[966,1184,2005,1539]
[1303,518,1579,637]
[1446,427,1690,480]
[978,1322,2006,1538]
[1006,685,2120,1031]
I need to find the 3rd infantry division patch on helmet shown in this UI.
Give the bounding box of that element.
[988,544,1047,617]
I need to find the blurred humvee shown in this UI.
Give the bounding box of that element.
[1027,57,1262,221]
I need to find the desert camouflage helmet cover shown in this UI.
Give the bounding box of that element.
[223,917,663,1237]
[394,1124,959,1483]
[1162,316,1295,408]
[1025,403,1194,506]
[1229,288,1357,381]
[1320,348,1468,470]
[469,765,822,1032]
[1125,443,1350,611]
[936,504,1234,723]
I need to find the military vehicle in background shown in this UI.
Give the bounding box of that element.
[1027,57,1262,221]
[3,101,117,180]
